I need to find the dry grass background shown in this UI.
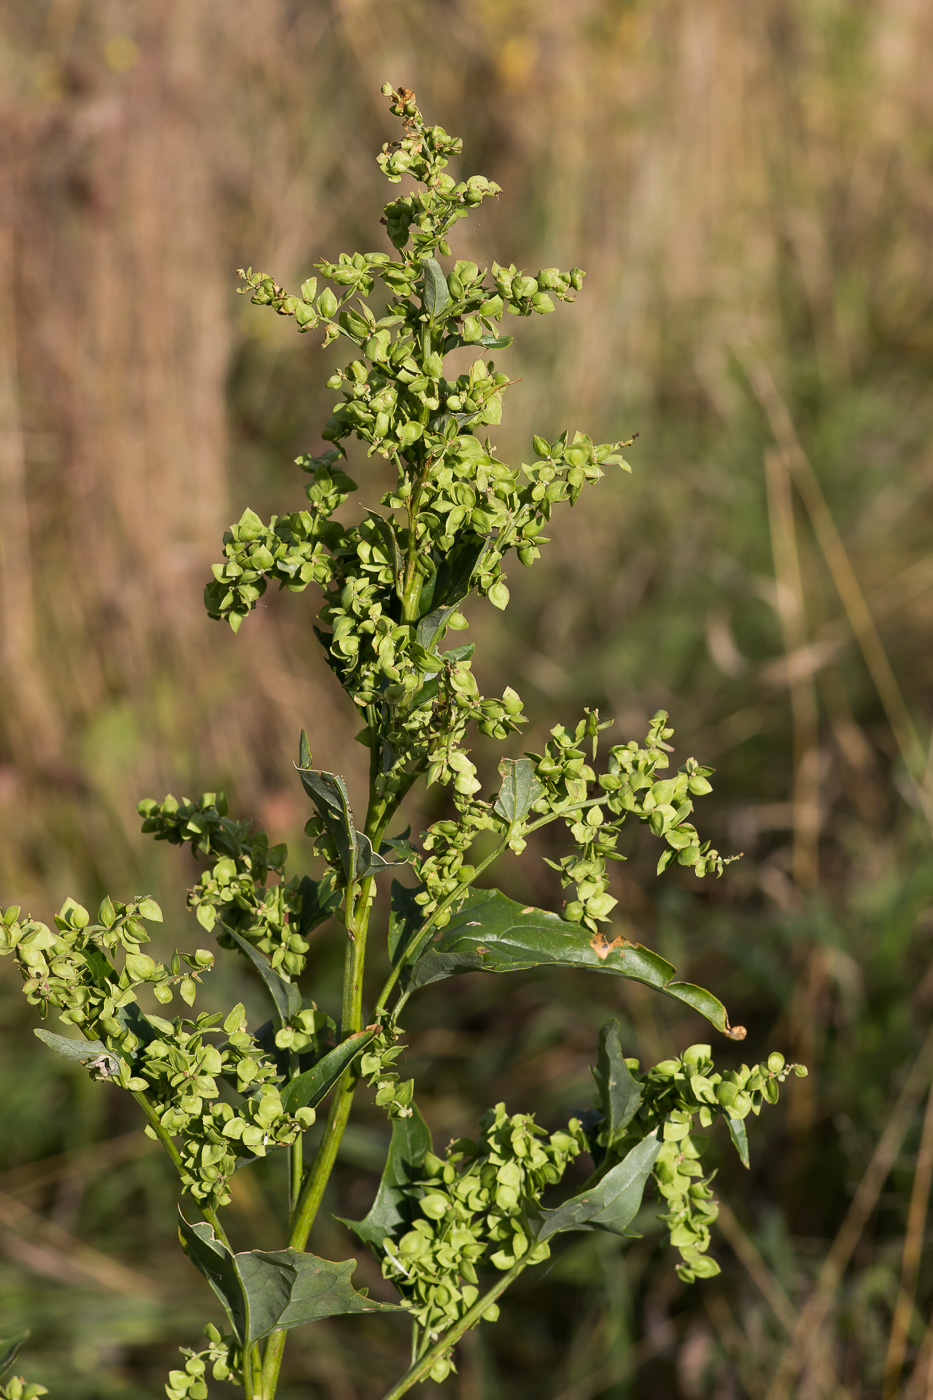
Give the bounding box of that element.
[1,1,933,1397]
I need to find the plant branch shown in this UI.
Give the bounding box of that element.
[378,1257,528,1400]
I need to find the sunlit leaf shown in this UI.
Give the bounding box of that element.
[401,889,743,1036]
[419,257,450,320]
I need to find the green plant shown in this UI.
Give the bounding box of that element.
[0,85,805,1400]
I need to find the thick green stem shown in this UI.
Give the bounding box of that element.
[261,792,398,1397]
[378,1258,528,1400]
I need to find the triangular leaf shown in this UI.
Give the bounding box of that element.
[224,928,301,1023]
[493,757,544,830]
[341,1106,433,1250]
[419,256,450,320]
[592,1020,642,1150]
[179,1214,401,1346]
[536,1132,661,1241]
[401,889,743,1037]
[282,1027,380,1113]
[34,1030,120,1077]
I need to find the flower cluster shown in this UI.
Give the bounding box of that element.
[137,792,310,977]
[380,1104,586,1383]
[0,897,314,1210]
[616,1044,807,1282]
[530,710,736,932]
[136,1004,314,1207]
[165,1323,242,1399]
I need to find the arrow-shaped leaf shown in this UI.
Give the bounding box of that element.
[536,1132,661,1241]
[494,757,543,830]
[281,1027,380,1113]
[420,257,450,320]
[340,1106,433,1251]
[178,1214,402,1347]
[401,889,744,1038]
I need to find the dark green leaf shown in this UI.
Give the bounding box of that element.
[179,1214,401,1347]
[592,1020,643,1149]
[354,831,409,882]
[536,1132,661,1240]
[340,1106,433,1250]
[401,889,742,1036]
[388,881,424,964]
[296,765,357,880]
[178,1215,246,1341]
[493,757,544,830]
[34,1029,120,1077]
[0,1332,31,1380]
[726,1113,750,1168]
[295,764,400,883]
[225,928,300,1023]
[418,532,488,616]
[235,1248,403,1340]
[282,1028,379,1113]
[419,257,450,320]
[296,872,340,940]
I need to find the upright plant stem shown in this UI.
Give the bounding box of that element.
[261,794,394,1398]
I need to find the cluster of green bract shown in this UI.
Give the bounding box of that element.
[0,1379,47,1399]
[0,902,314,1210]
[137,791,312,977]
[164,1324,242,1399]
[409,710,735,934]
[624,1044,807,1282]
[380,1105,586,1384]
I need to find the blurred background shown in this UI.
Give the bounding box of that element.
[2,1,932,1397]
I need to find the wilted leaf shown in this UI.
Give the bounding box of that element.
[34,1030,120,1077]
